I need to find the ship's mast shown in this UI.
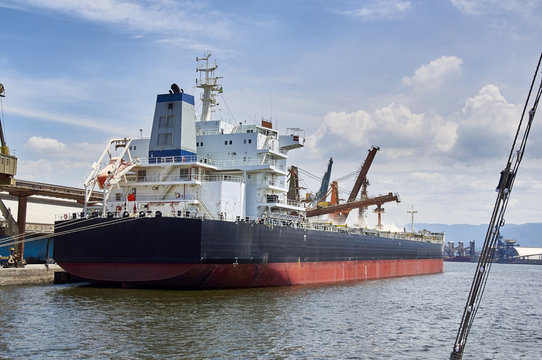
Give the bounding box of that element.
[196,52,222,121]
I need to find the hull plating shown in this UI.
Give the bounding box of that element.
[59,258,443,289]
[53,217,444,288]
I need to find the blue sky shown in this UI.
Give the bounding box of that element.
[0,0,541,226]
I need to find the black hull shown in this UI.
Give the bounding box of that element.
[53,217,444,288]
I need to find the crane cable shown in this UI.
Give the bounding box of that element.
[450,52,542,359]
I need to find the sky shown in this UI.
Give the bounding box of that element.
[0,0,541,227]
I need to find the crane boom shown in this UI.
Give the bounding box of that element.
[306,192,399,217]
[310,157,333,206]
[333,146,380,223]
[347,146,379,203]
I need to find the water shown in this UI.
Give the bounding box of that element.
[0,262,540,359]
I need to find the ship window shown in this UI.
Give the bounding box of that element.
[200,142,203,146]
[133,146,137,150]
[137,170,146,181]
[225,141,228,145]
[229,140,232,145]
[157,133,173,145]
[247,174,251,179]
[180,168,189,180]
[248,139,252,144]
[243,139,247,144]
[159,115,175,128]
[115,193,122,201]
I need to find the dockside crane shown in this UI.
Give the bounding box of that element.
[309,158,333,207]
[325,146,394,225]
[0,83,17,186]
[306,192,399,218]
[329,146,379,223]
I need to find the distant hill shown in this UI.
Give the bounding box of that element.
[414,223,542,250]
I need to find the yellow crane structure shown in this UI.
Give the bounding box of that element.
[0,83,17,185]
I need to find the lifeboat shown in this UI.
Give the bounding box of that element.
[97,157,130,189]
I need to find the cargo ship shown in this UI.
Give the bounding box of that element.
[53,53,444,289]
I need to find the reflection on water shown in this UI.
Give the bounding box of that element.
[0,263,541,359]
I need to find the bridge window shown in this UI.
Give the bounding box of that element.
[158,133,173,145]
[159,115,175,128]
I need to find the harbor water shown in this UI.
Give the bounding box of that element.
[0,262,540,359]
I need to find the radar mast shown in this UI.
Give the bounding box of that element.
[196,52,222,121]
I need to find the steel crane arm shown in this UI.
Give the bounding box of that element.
[311,158,333,206]
[347,146,379,203]
[306,192,399,217]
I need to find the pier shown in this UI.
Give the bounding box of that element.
[0,179,102,260]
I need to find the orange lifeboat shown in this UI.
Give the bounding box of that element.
[97,157,130,189]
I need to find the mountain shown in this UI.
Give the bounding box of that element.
[414,223,542,250]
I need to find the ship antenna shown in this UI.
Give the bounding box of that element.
[406,205,417,232]
[196,51,223,121]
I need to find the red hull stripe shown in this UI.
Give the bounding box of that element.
[60,259,443,288]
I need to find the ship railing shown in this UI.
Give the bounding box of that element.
[202,174,244,183]
[261,216,444,244]
[55,209,444,245]
[126,173,243,184]
[261,179,285,187]
[215,158,285,171]
[138,155,216,167]
[121,194,200,202]
[196,128,223,136]
[287,199,303,208]
[139,155,285,171]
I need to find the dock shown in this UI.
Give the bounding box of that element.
[0,264,81,286]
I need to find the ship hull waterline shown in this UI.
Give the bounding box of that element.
[53,216,444,289]
[59,259,443,289]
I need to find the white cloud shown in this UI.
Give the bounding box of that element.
[460,84,518,134]
[450,0,542,17]
[311,103,459,162]
[17,159,53,182]
[402,56,463,88]
[4,0,232,39]
[8,106,125,134]
[18,140,106,186]
[25,136,67,153]
[338,0,412,21]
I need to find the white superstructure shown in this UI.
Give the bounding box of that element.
[86,52,306,222]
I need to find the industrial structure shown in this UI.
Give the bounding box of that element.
[301,146,400,228]
[444,241,476,262]
[495,236,542,264]
[0,83,17,185]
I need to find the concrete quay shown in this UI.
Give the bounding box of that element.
[0,264,72,286]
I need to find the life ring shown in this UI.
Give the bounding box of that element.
[63,214,68,220]
[116,205,122,212]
